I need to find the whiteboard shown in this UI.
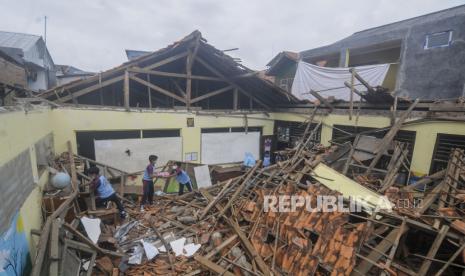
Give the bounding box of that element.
[201,132,260,164]
[95,137,182,172]
[193,165,212,188]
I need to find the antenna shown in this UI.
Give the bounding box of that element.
[44,15,47,45]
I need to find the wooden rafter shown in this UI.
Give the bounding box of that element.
[130,75,186,103]
[170,79,186,97]
[57,75,124,103]
[185,36,201,107]
[128,67,224,81]
[42,50,188,100]
[51,51,189,103]
[190,85,233,104]
[124,70,130,110]
[195,56,271,110]
[143,51,189,71]
[231,72,259,78]
[233,88,238,110]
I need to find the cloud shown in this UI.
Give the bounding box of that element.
[0,0,462,71]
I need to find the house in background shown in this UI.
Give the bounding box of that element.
[55,65,94,86]
[0,31,56,92]
[0,48,28,105]
[266,5,465,100]
[266,51,299,92]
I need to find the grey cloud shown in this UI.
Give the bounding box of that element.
[0,0,463,72]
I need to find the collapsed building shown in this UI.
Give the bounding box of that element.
[0,6,465,276]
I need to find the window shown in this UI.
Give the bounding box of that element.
[277,126,290,142]
[424,31,452,49]
[279,78,294,91]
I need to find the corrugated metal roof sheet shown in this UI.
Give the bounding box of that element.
[0,31,41,51]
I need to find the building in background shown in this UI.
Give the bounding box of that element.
[55,65,94,86]
[0,31,56,92]
[266,5,465,100]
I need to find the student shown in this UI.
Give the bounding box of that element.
[88,166,127,219]
[141,155,158,211]
[169,161,193,195]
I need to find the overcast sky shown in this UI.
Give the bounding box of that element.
[1,0,463,72]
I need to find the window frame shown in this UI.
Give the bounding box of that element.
[424,30,453,50]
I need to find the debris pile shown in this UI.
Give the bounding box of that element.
[31,104,465,276]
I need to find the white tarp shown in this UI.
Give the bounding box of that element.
[291,61,390,101]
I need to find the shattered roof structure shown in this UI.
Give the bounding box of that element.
[55,65,94,77]
[40,31,300,110]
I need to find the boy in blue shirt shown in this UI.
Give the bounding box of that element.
[169,161,193,195]
[88,166,127,219]
[141,155,158,211]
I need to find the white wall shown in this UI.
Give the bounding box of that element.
[27,69,48,91]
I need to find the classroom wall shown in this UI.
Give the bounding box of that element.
[272,112,465,175]
[50,107,275,164]
[0,107,53,272]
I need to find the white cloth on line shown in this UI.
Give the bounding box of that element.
[291,61,390,101]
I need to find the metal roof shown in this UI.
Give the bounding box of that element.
[55,65,94,77]
[0,31,41,51]
[125,49,151,61]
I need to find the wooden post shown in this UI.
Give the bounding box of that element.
[147,74,152,108]
[186,49,192,108]
[31,141,79,276]
[366,98,419,174]
[349,68,375,92]
[380,218,407,276]
[349,69,354,120]
[418,225,449,275]
[185,33,201,109]
[310,90,334,111]
[120,174,126,196]
[356,227,407,274]
[434,241,465,276]
[49,219,61,276]
[233,88,238,110]
[123,70,130,111]
[344,48,350,67]
[98,73,104,105]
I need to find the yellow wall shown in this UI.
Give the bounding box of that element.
[0,107,53,258]
[272,112,465,174]
[51,108,275,163]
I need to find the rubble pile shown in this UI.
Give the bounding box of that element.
[31,105,465,276]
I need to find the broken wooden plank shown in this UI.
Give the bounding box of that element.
[194,255,235,276]
[366,98,419,174]
[356,226,408,274]
[309,90,334,111]
[417,225,449,276]
[433,241,465,276]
